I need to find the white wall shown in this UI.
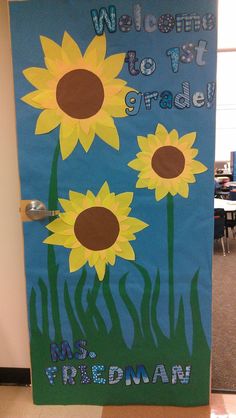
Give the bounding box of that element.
[0,0,30,368]
[215,52,236,161]
[215,0,236,161]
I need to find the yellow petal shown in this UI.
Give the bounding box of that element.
[94,259,106,281]
[97,111,116,127]
[102,193,116,208]
[62,31,82,63]
[58,198,74,212]
[105,105,127,118]
[84,34,106,66]
[69,191,85,205]
[136,178,148,188]
[60,118,77,139]
[183,148,198,162]
[178,182,189,198]
[191,160,207,174]
[59,212,77,225]
[69,247,87,272]
[182,172,196,183]
[124,217,148,233]
[103,78,127,88]
[79,119,92,135]
[118,207,132,216]
[155,186,168,201]
[23,67,54,90]
[35,109,61,134]
[33,90,57,109]
[21,91,45,109]
[137,136,149,151]
[103,89,130,117]
[46,218,73,235]
[87,251,99,267]
[44,57,65,77]
[64,236,80,249]
[86,190,96,200]
[99,249,108,261]
[101,53,126,80]
[118,242,135,260]
[155,123,168,139]
[98,182,110,200]
[146,134,161,148]
[179,132,197,149]
[106,250,116,266]
[95,122,120,150]
[60,126,78,160]
[169,129,179,143]
[115,192,133,208]
[128,159,142,171]
[78,127,95,152]
[104,82,126,96]
[40,35,62,61]
[43,233,68,246]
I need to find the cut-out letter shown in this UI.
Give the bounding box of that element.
[159,91,173,109]
[140,57,156,76]
[125,51,140,76]
[109,366,124,384]
[144,14,158,32]
[174,82,190,109]
[166,47,180,73]
[144,91,159,110]
[175,13,201,32]
[172,365,191,384]
[62,366,77,385]
[91,6,117,35]
[50,341,73,362]
[92,365,106,384]
[152,364,169,383]
[158,14,175,33]
[118,15,132,32]
[125,365,150,386]
[125,91,142,116]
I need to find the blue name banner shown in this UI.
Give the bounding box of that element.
[10,0,217,406]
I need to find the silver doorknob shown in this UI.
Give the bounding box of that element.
[25,200,59,221]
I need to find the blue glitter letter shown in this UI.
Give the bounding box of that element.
[92,365,106,384]
[172,365,191,384]
[125,365,150,386]
[91,6,117,35]
[125,91,142,116]
[50,341,73,362]
[166,47,180,73]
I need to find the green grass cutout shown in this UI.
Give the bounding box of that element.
[29,265,210,406]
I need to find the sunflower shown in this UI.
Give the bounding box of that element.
[128,123,207,201]
[21,32,131,159]
[43,182,148,280]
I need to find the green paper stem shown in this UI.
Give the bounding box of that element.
[47,141,62,342]
[48,141,60,211]
[167,193,175,340]
[38,278,49,339]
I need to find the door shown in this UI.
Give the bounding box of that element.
[9,0,217,406]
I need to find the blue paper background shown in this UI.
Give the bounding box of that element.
[10,0,217,351]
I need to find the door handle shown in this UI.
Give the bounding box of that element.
[25,200,60,221]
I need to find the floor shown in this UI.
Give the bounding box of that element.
[212,230,236,390]
[0,387,235,418]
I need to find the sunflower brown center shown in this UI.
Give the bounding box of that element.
[151,146,185,179]
[74,207,120,251]
[56,69,104,119]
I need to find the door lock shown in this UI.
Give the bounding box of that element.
[25,200,59,221]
